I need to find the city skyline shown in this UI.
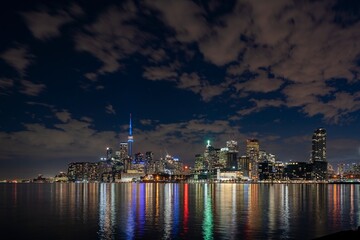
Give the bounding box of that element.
[1,0,360,179]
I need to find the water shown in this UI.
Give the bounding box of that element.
[1,183,359,239]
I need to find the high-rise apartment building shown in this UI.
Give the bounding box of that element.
[311,128,326,162]
[311,128,327,180]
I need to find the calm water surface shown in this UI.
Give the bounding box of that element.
[1,183,359,239]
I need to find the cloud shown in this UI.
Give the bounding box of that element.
[143,68,229,101]
[20,80,46,96]
[21,4,84,40]
[178,72,229,101]
[145,0,209,43]
[0,78,14,95]
[0,47,34,76]
[55,110,71,123]
[0,117,117,163]
[105,104,116,115]
[145,0,248,66]
[142,48,169,63]
[238,99,284,116]
[74,3,144,79]
[233,71,284,93]
[143,66,178,81]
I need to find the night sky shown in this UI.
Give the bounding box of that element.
[1,0,360,179]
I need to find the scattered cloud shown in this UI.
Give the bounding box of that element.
[145,0,208,43]
[0,78,14,95]
[21,3,84,41]
[0,117,117,162]
[174,72,229,102]
[0,46,34,76]
[233,71,284,93]
[74,3,144,79]
[237,98,284,116]
[55,110,71,123]
[20,80,46,96]
[143,65,178,81]
[105,104,116,115]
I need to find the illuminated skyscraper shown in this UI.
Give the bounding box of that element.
[311,128,327,180]
[119,142,128,159]
[311,128,326,162]
[128,114,133,159]
[106,147,113,160]
[226,140,238,170]
[246,139,260,179]
[204,140,219,171]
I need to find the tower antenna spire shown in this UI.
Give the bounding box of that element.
[128,113,133,158]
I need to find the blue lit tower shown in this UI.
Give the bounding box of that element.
[128,113,133,158]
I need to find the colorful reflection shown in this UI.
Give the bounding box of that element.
[2,183,360,239]
[202,184,213,240]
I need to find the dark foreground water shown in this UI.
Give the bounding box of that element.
[1,183,359,239]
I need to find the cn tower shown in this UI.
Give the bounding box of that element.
[128,113,133,158]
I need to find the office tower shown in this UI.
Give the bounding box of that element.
[106,147,113,160]
[226,140,238,152]
[246,139,260,179]
[218,148,228,168]
[119,142,128,159]
[311,128,326,162]
[194,154,205,171]
[204,140,219,171]
[311,128,327,180]
[144,151,154,174]
[226,140,238,170]
[128,114,134,159]
[238,155,250,177]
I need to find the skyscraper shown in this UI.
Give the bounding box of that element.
[246,139,260,179]
[119,142,128,160]
[311,128,327,180]
[311,128,326,162]
[226,140,238,170]
[128,114,133,159]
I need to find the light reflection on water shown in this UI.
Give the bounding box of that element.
[1,183,360,239]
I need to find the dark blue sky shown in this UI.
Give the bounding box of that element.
[1,0,360,178]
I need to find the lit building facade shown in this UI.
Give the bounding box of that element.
[246,139,260,180]
[226,140,238,170]
[311,128,326,162]
[311,128,327,180]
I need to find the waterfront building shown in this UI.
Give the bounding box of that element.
[218,148,228,169]
[194,154,204,171]
[284,162,312,180]
[145,151,155,174]
[132,152,145,172]
[311,128,327,180]
[67,162,99,182]
[258,161,274,180]
[204,140,219,171]
[226,140,238,170]
[238,155,250,177]
[311,128,326,162]
[246,139,260,180]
